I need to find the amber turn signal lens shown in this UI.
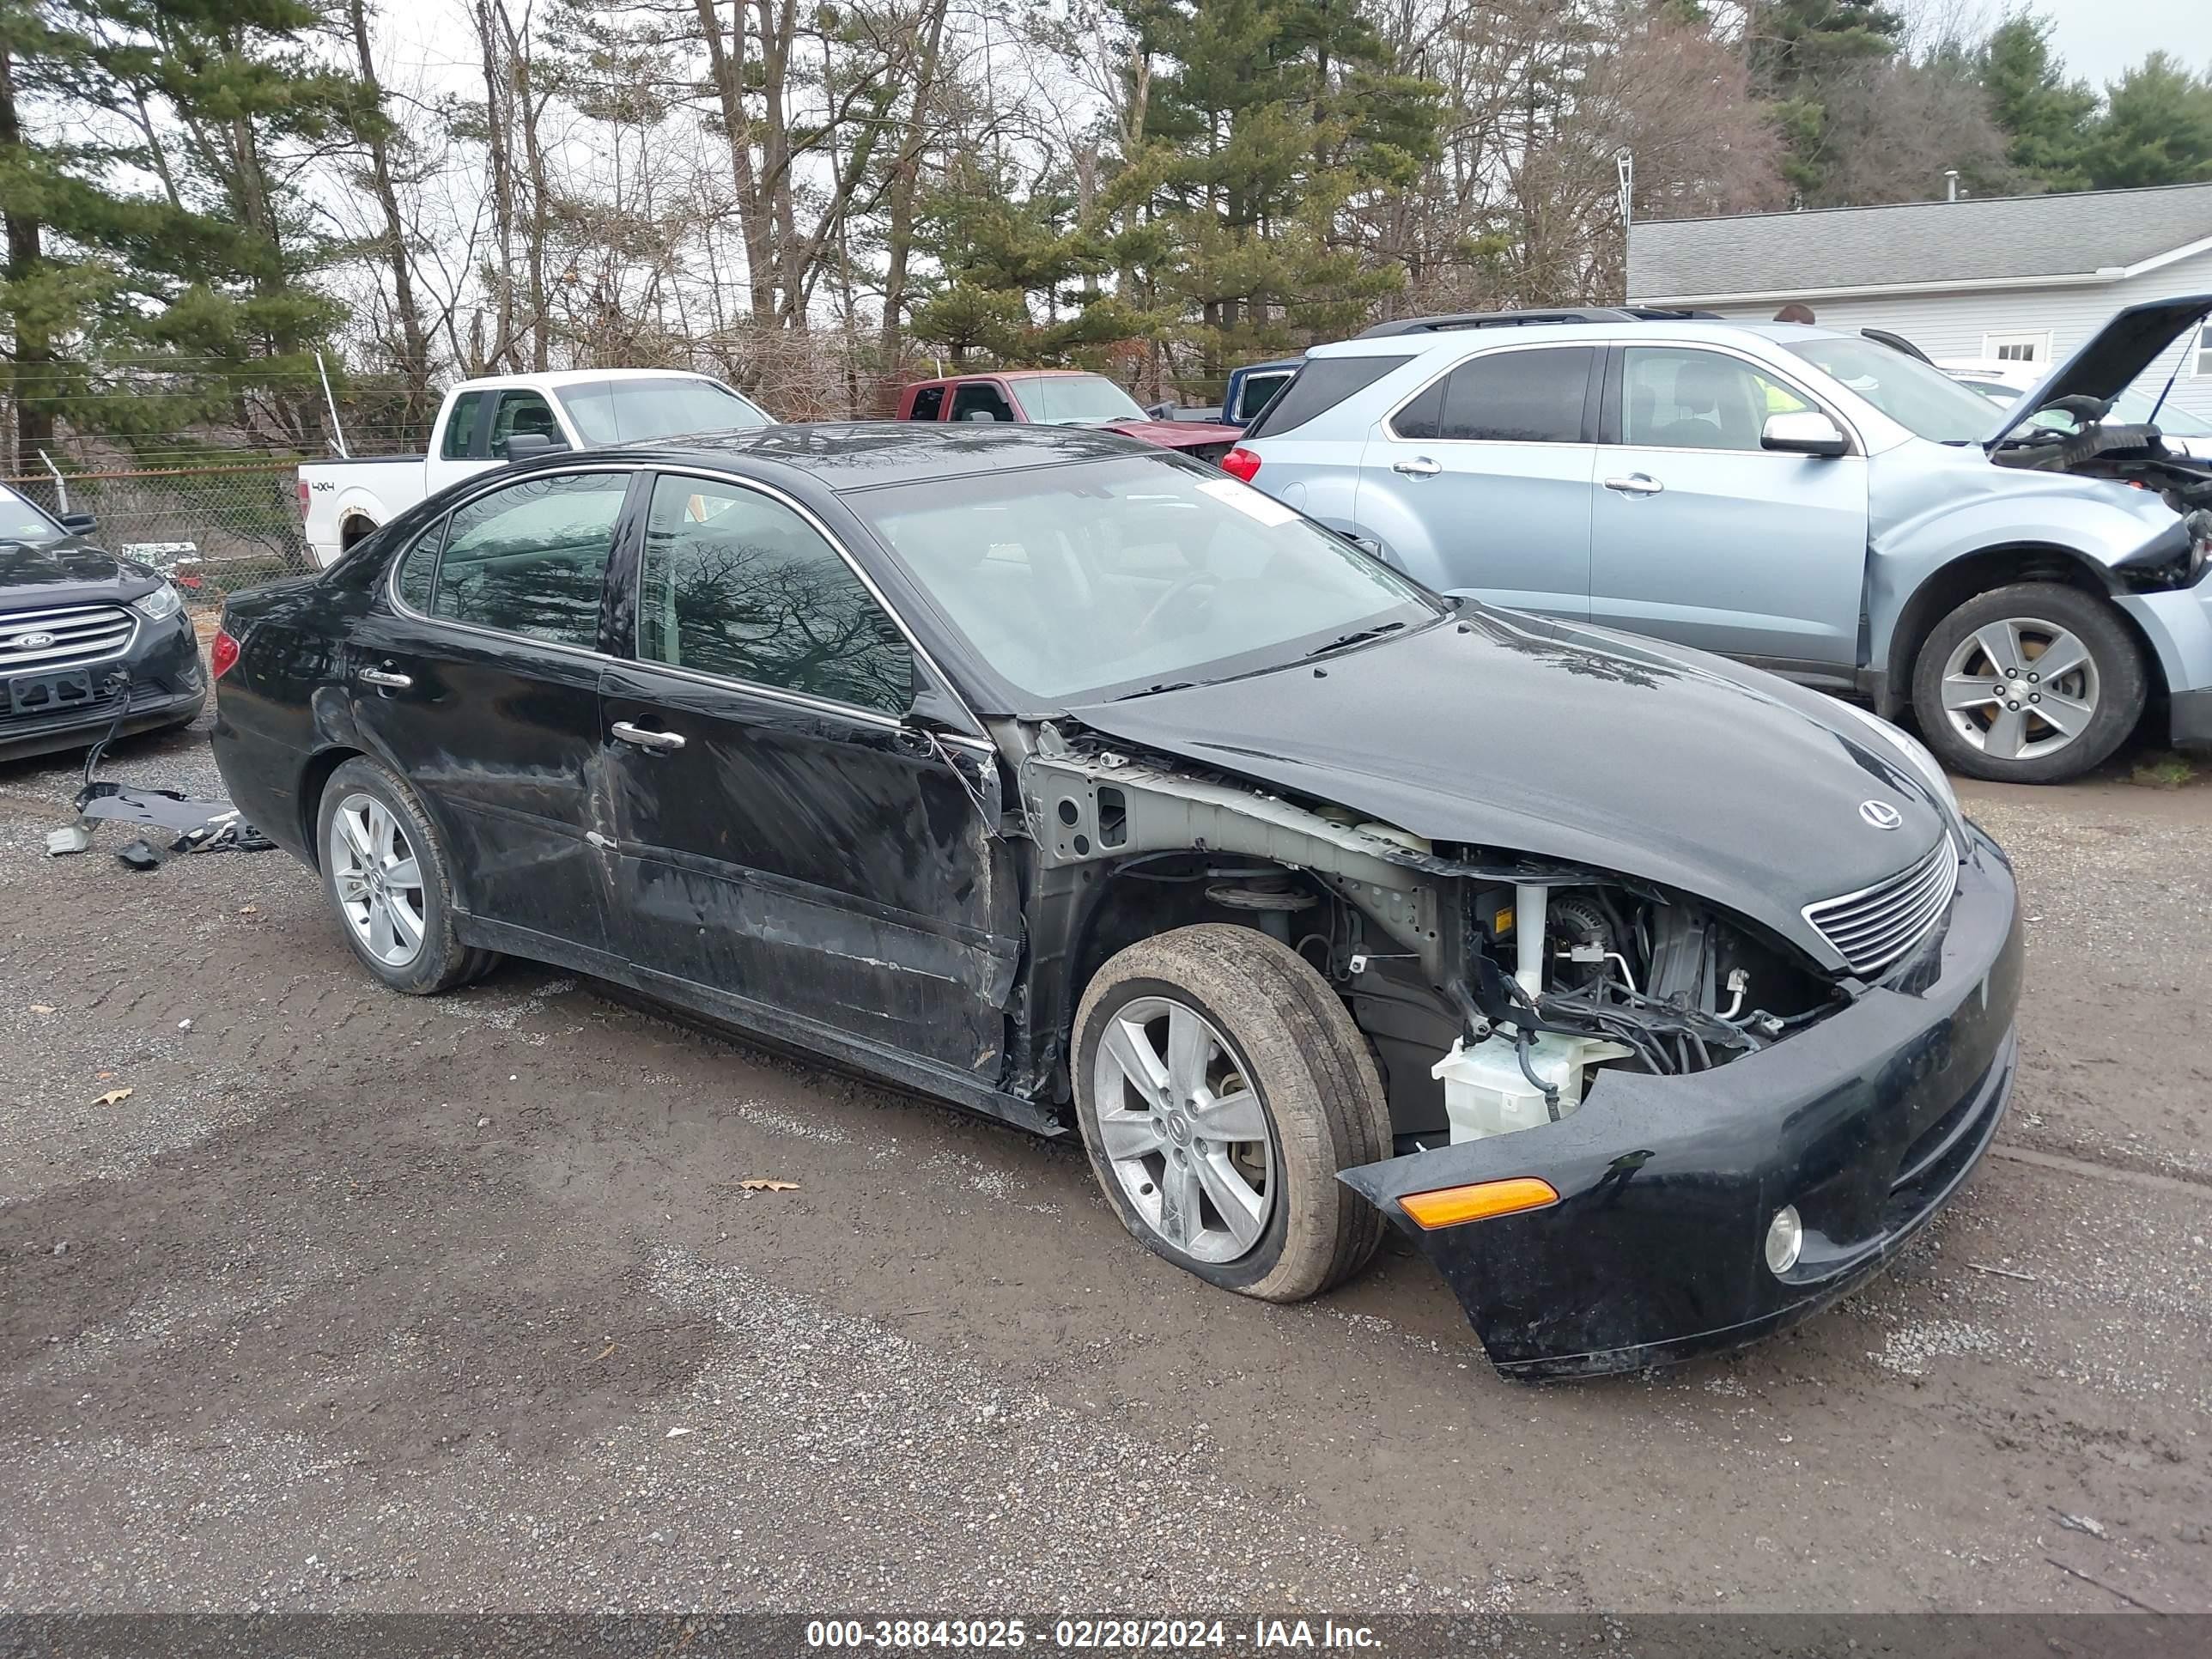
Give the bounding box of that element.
[1398,1176,1559,1230]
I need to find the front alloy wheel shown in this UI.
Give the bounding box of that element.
[1092,995,1276,1263]
[1911,582,2145,783]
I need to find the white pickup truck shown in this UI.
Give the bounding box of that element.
[297,368,774,567]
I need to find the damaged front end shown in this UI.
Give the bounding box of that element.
[1018,726,2023,1379]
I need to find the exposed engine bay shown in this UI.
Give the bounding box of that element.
[1019,728,1845,1154]
[1990,396,2212,586]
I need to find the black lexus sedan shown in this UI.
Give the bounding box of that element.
[209,424,2022,1378]
[0,483,204,761]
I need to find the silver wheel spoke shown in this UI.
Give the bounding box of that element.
[1164,1003,1212,1103]
[2035,690,2094,735]
[386,854,422,891]
[1192,1150,1267,1250]
[337,807,372,862]
[1188,1083,1267,1145]
[1158,1155,1200,1249]
[1972,620,2024,678]
[336,871,371,902]
[1094,1108,1159,1162]
[1942,675,2003,712]
[386,896,424,948]
[2030,629,2089,684]
[370,802,398,863]
[1984,704,2029,759]
[368,899,397,959]
[1103,1016,1171,1111]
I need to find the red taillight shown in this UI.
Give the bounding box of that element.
[1220,446,1262,483]
[210,629,240,680]
[297,478,311,515]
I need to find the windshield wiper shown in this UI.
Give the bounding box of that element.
[1303,620,1407,659]
[1110,679,1199,701]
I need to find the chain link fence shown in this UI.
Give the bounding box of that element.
[9,461,316,612]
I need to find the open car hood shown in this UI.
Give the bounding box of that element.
[1984,293,2212,447]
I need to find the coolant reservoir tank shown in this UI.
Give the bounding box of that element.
[1431,1031,1632,1144]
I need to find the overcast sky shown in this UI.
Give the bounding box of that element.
[2021,0,2204,87]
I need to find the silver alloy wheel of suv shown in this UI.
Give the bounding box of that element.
[1939,616,2100,762]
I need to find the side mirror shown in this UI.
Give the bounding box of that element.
[501,432,572,462]
[961,409,998,422]
[58,511,98,536]
[1761,410,1849,458]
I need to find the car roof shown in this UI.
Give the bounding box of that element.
[1307,318,1852,359]
[613,420,1161,491]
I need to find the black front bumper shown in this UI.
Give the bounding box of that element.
[1340,825,2024,1379]
[0,614,204,763]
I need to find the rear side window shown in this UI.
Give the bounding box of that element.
[431,471,629,649]
[1242,354,1413,439]
[950,382,1015,422]
[908,386,945,421]
[636,474,910,714]
[1393,347,1593,443]
[395,519,444,612]
[441,393,486,459]
[1233,370,1295,424]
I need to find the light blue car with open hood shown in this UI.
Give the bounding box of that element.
[1227,297,2212,783]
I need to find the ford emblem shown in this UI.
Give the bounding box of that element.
[5,630,57,651]
[1859,799,1903,830]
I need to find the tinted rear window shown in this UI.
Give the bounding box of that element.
[1393,346,1593,443]
[1243,354,1414,439]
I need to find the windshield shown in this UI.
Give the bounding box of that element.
[556,377,772,444]
[1785,337,2002,442]
[851,456,1440,702]
[1014,374,1148,426]
[0,483,60,540]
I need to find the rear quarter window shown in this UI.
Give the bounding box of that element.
[1243,355,1415,439]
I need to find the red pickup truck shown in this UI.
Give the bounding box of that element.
[894,370,1234,464]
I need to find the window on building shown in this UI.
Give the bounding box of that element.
[1983,331,2051,364]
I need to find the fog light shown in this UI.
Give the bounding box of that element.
[1765,1205,1803,1276]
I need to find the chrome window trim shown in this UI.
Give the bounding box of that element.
[1380,339,1601,446]
[383,460,989,740]
[1608,341,1866,457]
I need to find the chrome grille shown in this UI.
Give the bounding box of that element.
[1805,839,1961,976]
[0,603,138,672]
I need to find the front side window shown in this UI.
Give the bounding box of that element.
[636,474,911,714]
[1394,346,1592,443]
[851,455,1440,703]
[430,471,627,648]
[1620,348,1811,451]
[1015,374,1147,425]
[908,386,946,421]
[441,392,486,459]
[486,389,562,458]
[556,377,770,445]
[949,382,1015,422]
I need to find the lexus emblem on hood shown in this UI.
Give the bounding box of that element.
[1859,799,1904,830]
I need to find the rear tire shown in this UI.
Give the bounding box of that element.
[1911,582,2144,783]
[1073,924,1390,1302]
[315,757,485,994]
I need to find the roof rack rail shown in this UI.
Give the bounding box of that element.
[1352,305,1721,338]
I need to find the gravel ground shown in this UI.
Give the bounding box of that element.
[1,708,2208,1615]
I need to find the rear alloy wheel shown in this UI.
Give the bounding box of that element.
[316,757,489,994]
[1911,582,2145,783]
[1073,924,1390,1302]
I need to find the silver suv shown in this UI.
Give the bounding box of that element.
[1227,301,2212,783]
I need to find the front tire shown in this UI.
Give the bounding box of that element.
[1073,924,1391,1302]
[315,757,489,994]
[1910,582,2145,783]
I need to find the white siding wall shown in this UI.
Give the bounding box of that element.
[1689,246,2212,422]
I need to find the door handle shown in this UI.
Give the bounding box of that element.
[356,667,412,690]
[1603,474,1664,496]
[1392,456,1442,477]
[611,720,686,752]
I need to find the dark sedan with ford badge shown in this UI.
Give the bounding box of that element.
[1,483,204,762]
[208,423,2021,1377]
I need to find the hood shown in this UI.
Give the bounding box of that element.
[1066,609,1951,962]
[1984,293,2212,447]
[1100,418,1235,452]
[0,537,157,610]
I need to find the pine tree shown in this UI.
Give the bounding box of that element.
[1747,0,1906,199]
[1978,15,2094,191]
[2086,52,2212,191]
